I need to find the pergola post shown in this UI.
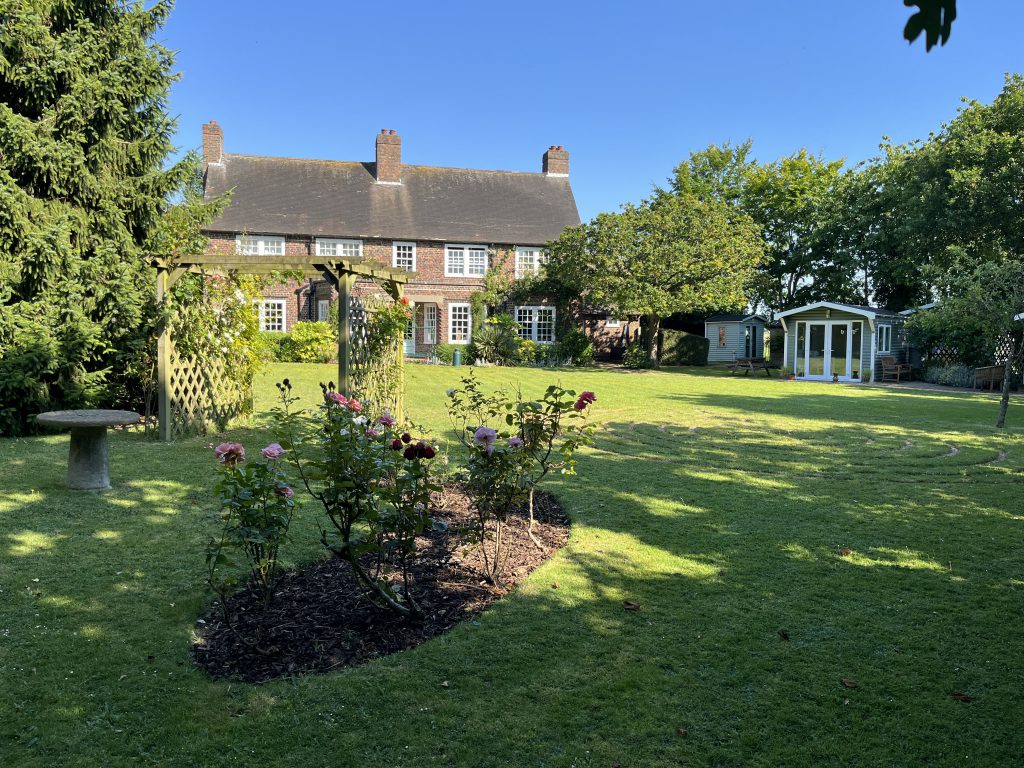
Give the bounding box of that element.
[155,265,173,442]
[337,272,357,397]
[390,281,406,422]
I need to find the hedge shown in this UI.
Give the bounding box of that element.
[660,330,710,366]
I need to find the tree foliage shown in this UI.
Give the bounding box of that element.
[904,0,957,51]
[545,190,764,365]
[0,0,191,435]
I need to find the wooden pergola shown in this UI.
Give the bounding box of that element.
[152,254,413,442]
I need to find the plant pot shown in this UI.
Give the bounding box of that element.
[787,374,795,381]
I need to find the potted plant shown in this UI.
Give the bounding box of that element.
[781,366,794,381]
[833,373,840,383]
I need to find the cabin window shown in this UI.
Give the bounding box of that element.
[257,300,286,332]
[316,299,330,322]
[605,316,621,328]
[446,245,488,277]
[878,324,892,354]
[449,303,472,343]
[515,247,547,277]
[393,242,416,271]
[516,306,556,343]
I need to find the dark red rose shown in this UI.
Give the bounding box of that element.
[401,432,412,444]
[403,445,418,460]
[421,445,437,459]
[391,439,403,450]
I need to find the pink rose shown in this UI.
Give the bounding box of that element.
[275,485,294,499]
[473,426,497,456]
[348,398,363,412]
[365,426,381,438]
[378,412,397,428]
[508,437,524,449]
[261,442,285,460]
[574,391,597,411]
[213,442,245,465]
[326,391,348,407]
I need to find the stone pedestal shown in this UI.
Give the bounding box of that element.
[67,426,110,490]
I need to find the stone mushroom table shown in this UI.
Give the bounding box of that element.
[35,410,142,491]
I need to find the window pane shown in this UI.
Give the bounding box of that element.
[447,247,465,274]
[450,304,471,342]
[537,308,554,342]
[468,248,487,275]
[516,307,533,339]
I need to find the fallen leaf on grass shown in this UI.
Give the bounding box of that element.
[838,548,854,557]
[440,680,450,688]
[841,678,858,689]
[551,582,559,589]
[778,628,790,641]
[623,601,642,612]
[676,727,688,737]
[951,691,973,703]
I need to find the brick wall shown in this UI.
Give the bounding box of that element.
[204,233,531,352]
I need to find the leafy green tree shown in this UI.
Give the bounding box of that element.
[545,192,764,366]
[0,0,190,434]
[907,259,1024,427]
[904,0,957,51]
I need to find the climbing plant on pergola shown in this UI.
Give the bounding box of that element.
[151,254,412,442]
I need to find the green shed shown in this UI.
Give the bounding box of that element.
[704,314,768,363]
[774,302,907,382]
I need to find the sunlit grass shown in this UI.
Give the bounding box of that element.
[0,363,1022,766]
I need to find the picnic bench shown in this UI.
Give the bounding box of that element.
[879,356,912,383]
[729,357,772,376]
[974,365,1005,391]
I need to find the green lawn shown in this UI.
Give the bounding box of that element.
[2,364,1023,766]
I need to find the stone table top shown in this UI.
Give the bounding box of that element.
[36,409,142,429]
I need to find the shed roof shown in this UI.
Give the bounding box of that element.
[706,313,766,323]
[203,153,581,245]
[774,301,902,322]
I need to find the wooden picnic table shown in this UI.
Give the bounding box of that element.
[728,357,772,376]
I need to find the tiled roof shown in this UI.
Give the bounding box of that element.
[203,154,581,245]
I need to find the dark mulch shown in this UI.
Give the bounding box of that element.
[192,487,569,683]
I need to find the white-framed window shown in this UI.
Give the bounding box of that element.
[515,247,547,278]
[316,238,362,259]
[516,306,556,343]
[317,299,330,322]
[448,303,472,343]
[445,244,487,277]
[237,234,285,256]
[257,299,287,332]
[877,324,892,353]
[393,241,416,271]
[605,316,621,328]
[423,304,437,344]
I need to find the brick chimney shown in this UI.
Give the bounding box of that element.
[543,145,569,176]
[375,129,402,184]
[202,120,223,165]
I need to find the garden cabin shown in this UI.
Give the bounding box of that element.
[704,314,768,363]
[774,302,907,382]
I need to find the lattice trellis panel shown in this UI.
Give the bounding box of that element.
[168,348,250,439]
[348,295,405,419]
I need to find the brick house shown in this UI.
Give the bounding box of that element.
[200,122,582,355]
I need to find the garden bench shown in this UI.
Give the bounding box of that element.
[729,357,772,376]
[879,356,912,383]
[35,409,141,490]
[974,365,1005,391]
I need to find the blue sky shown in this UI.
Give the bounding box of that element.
[161,1,1024,221]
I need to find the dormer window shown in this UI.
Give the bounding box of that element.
[316,238,362,259]
[237,234,285,256]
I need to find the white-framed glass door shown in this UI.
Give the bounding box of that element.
[403,314,415,355]
[800,320,862,380]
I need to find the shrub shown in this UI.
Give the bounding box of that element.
[206,440,296,644]
[448,373,596,583]
[923,364,975,388]
[518,339,538,365]
[433,343,456,365]
[259,331,293,362]
[622,341,650,369]
[555,328,594,366]
[472,315,522,365]
[290,321,337,363]
[274,381,439,619]
[660,330,709,366]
